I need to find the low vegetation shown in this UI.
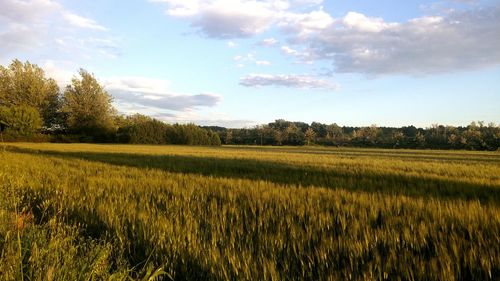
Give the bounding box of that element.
[1,143,499,280]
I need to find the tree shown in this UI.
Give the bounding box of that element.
[414,132,426,147]
[392,130,405,147]
[273,130,284,146]
[117,114,169,144]
[225,129,233,144]
[310,122,326,138]
[0,59,60,128]
[0,105,42,136]
[462,122,486,150]
[284,123,302,145]
[304,127,316,145]
[62,69,116,139]
[326,123,343,144]
[208,130,222,146]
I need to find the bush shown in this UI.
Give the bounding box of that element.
[0,105,43,137]
[117,115,169,144]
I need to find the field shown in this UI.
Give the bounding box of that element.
[1,143,500,280]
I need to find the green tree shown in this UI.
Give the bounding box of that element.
[117,114,169,144]
[62,69,116,139]
[0,105,42,136]
[0,59,60,128]
[208,130,222,146]
[310,122,326,138]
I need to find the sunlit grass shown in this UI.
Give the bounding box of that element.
[1,143,500,280]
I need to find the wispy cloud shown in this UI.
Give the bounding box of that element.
[240,74,339,91]
[259,38,278,46]
[62,12,107,31]
[0,0,110,58]
[233,51,271,67]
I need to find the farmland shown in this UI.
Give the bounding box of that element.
[1,143,500,280]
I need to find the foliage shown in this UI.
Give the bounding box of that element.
[1,143,500,280]
[61,69,116,140]
[165,123,220,146]
[118,114,170,144]
[0,105,43,136]
[117,115,221,146]
[304,127,316,145]
[0,59,60,129]
[206,120,500,150]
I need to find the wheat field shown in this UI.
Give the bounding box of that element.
[1,143,499,280]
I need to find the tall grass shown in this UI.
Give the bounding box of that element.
[1,143,500,280]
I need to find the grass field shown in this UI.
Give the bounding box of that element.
[1,143,500,280]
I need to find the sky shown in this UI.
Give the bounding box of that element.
[1,0,499,128]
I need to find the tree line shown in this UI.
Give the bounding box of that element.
[205,120,499,150]
[0,59,220,145]
[1,59,498,150]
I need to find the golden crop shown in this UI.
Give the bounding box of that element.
[1,143,499,280]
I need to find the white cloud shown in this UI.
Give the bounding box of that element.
[227,41,237,48]
[162,110,257,127]
[0,24,39,54]
[151,0,284,38]
[234,51,272,67]
[280,46,315,63]
[41,61,221,115]
[0,0,109,57]
[260,37,278,46]
[151,0,324,38]
[281,46,297,56]
[192,119,257,128]
[104,76,222,112]
[42,60,76,87]
[0,0,59,23]
[62,12,107,31]
[240,73,339,90]
[297,6,500,75]
[0,0,106,30]
[341,12,397,32]
[54,36,121,60]
[105,77,171,95]
[256,60,271,66]
[152,0,500,75]
[279,9,334,35]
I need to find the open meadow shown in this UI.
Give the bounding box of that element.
[1,143,500,280]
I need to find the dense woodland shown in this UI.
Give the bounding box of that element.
[1,59,498,150]
[206,120,500,150]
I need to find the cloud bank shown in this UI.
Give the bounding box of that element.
[152,0,500,75]
[105,76,222,113]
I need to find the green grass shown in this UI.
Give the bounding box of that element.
[1,143,500,280]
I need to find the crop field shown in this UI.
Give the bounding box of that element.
[1,143,500,280]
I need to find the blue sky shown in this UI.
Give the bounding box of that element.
[1,0,499,128]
